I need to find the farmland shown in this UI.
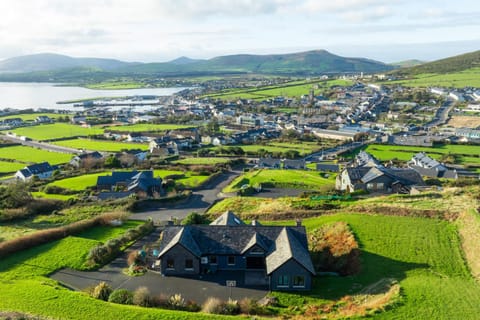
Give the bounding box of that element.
[104,123,196,132]
[208,141,329,157]
[173,157,232,165]
[0,160,26,173]
[384,68,480,88]
[47,169,212,193]
[363,144,480,166]
[222,169,335,193]
[0,145,72,165]
[204,78,353,101]
[52,138,149,152]
[0,113,72,121]
[5,123,104,141]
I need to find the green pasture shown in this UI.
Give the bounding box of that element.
[52,138,148,152]
[85,81,145,90]
[0,145,72,165]
[363,144,480,165]
[269,213,480,319]
[223,169,335,193]
[4,123,104,141]
[386,68,480,88]
[204,79,353,100]
[104,123,195,132]
[0,160,26,173]
[173,157,232,165]
[0,113,72,122]
[210,142,323,157]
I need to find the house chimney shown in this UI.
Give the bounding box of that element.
[296,219,302,227]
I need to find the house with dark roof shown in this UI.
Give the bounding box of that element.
[69,151,104,168]
[336,152,425,193]
[283,159,306,170]
[408,152,458,179]
[258,158,281,169]
[96,170,162,199]
[156,211,315,291]
[15,162,58,181]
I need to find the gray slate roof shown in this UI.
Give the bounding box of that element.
[210,211,245,226]
[158,219,315,275]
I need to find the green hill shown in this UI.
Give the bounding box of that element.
[393,50,480,75]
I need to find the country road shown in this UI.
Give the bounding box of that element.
[1,134,79,154]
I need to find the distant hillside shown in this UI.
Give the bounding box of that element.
[0,53,139,73]
[390,59,425,68]
[121,50,393,76]
[393,50,480,75]
[0,50,393,82]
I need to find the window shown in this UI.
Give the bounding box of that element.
[166,259,174,269]
[209,255,217,264]
[227,256,235,265]
[293,275,305,287]
[278,275,289,287]
[185,259,193,270]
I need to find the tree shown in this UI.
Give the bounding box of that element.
[104,155,121,168]
[0,181,33,209]
[181,212,211,225]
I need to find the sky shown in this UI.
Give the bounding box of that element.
[0,0,479,63]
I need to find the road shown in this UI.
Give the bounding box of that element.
[2,134,79,154]
[425,99,454,128]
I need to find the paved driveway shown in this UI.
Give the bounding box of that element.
[50,227,268,304]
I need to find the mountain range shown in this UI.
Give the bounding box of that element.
[0,50,393,81]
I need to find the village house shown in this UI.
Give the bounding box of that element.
[15,162,58,181]
[156,211,315,291]
[69,151,104,168]
[408,152,458,179]
[336,151,425,193]
[96,170,162,199]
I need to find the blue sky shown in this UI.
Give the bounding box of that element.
[0,0,479,63]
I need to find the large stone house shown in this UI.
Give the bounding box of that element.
[156,211,315,291]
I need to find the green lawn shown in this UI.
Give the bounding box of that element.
[48,170,211,193]
[104,123,196,132]
[269,214,480,319]
[5,123,104,141]
[223,169,335,193]
[52,138,149,152]
[0,221,227,320]
[0,145,72,165]
[173,157,232,165]
[0,160,26,173]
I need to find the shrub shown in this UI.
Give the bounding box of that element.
[151,294,169,308]
[168,294,186,310]
[181,212,211,225]
[202,297,224,314]
[87,244,109,266]
[239,298,266,315]
[223,299,240,315]
[91,282,112,301]
[133,286,151,307]
[127,250,140,266]
[108,289,133,305]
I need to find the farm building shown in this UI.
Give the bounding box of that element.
[156,211,315,291]
[15,162,58,181]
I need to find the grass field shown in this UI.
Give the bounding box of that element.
[268,213,480,319]
[0,160,26,173]
[85,81,145,90]
[385,68,480,88]
[5,123,104,141]
[0,113,72,122]
[173,157,232,165]
[104,123,196,132]
[204,79,353,101]
[209,141,326,157]
[223,169,335,193]
[52,138,149,152]
[363,144,480,165]
[0,145,72,165]
[0,220,225,320]
[48,169,211,193]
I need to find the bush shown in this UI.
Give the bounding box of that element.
[151,294,169,308]
[239,298,267,315]
[202,297,224,314]
[91,282,112,301]
[181,212,211,225]
[168,294,186,310]
[108,289,133,305]
[133,286,151,307]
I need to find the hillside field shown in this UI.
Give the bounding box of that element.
[222,169,335,193]
[4,123,104,141]
[52,138,149,152]
[0,113,72,122]
[0,145,72,165]
[104,123,195,132]
[384,68,480,88]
